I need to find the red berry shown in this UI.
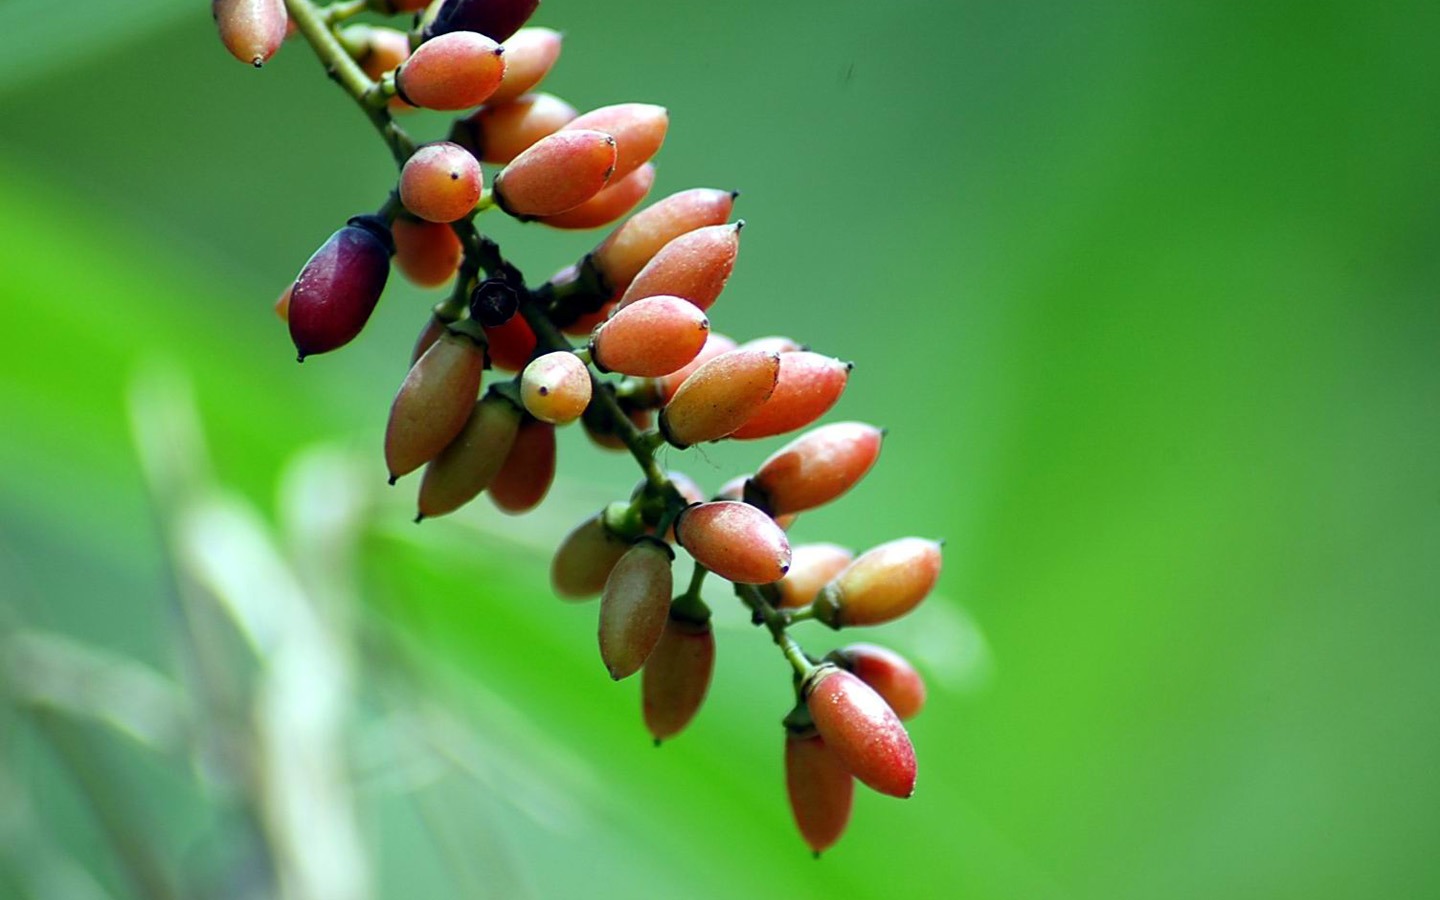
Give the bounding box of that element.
[288,217,393,360]
[805,666,916,798]
[813,538,943,629]
[746,422,884,516]
[674,501,791,585]
[487,417,556,514]
[392,217,463,287]
[400,142,484,223]
[538,163,655,231]
[495,130,617,217]
[552,512,631,600]
[384,330,486,481]
[591,295,709,378]
[489,27,562,104]
[642,613,715,742]
[784,732,854,855]
[213,0,287,67]
[482,312,538,371]
[829,644,927,720]
[591,188,737,292]
[617,222,741,312]
[563,103,668,183]
[730,352,851,440]
[397,31,505,111]
[416,392,522,519]
[598,538,674,680]
[521,351,592,424]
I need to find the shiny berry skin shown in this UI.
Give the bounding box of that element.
[392,217,463,287]
[416,392,522,519]
[730,352,851,440]
[642,613,715,742]
[563,103,668,183]
[674,501,791,585]
[521,351,592,425]
[213,0,287,67]
[455,92,578,164]
[590,188,737,292]
[813,538,943,629]
[495,129,617,218]
[396,31,505,111]
[539,163,655,231]
[488,418,556,514]
[399,142,484,223]
[384,330,486,481]
[489,27,562,104]
[745,422,884,516]
[552,512,631,600]
[804,666,917,798]
[591,295,709,377]
[657,332,737,403]
[829,644,927,720]
[775,543,854,608]
[288,216,393,360]
[617,222,741,312]
[598,538,674,680]
[425,0,538,43]
[659,349,780,448]
[784,731,854,856]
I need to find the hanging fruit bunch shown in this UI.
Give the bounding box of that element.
[217,0,947,855]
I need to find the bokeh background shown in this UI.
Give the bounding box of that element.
[2,1,1437,898]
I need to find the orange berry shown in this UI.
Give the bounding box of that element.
[455,92,578,164]
[395,31,505,111]
[274,283,292,321]
[495,129,617,217]
[659,349,780,447]
[657,332,737,402]
[563,103,668,183]
[591,295,709,377]
[829,644,927,720]
[343,24,410,82]
[598,538,674,680]
[715,474,799,532]
[617,223,741,312]
[520,351,592,424]
[384,330,485,481]
[674,501,791,585]
[813,538,943,629]
[746,422,883,516]
[538,163,655,231]
[552,512,631,600]
[392,217,463,287]
[590,188,737,292]
[775,543,854,608]
[642,613,715,742]
[784,732,854,856]
[730,352,851,440]
[399,142,483,223]
[487,418,556,514]
[804,665,916,798]
[213,0,287,67]
[488,27,562,104]
[482,313,537,371]
[416,392,522,519]
[288,216,393,360]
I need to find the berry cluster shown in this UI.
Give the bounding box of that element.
[217,0,944,854]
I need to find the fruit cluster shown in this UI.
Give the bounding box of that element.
[216,0,945,854]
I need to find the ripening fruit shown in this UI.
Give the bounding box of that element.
[425,0,538,43]
[731,352,852,440]
[590,188,737,292]
[482,312,537,371]
[488,418,556,513]
[343,24,410,81]
[804,665,917,798]
[410,314,448,365]
[489,27,562,104]
[288,216,393,360]
[657,332,737,402]
[539,163,655,230]
[521,351,592,424]
[617,223,741,312]
[213,0,287,67]
[739,336,804,355]
[775,543,854,608]
[416,392,522,519]
[829,644,927,720]
[563,103,668,183]
[396,31,505,111]
[598,538,674,680]
[454,93,578,164]
[399,142,484,223]
[674,501,791,585]
[813,538,943,629]
[591,295,709,377]
[494,130,617,217]
[392,217,463,287]
[785,731,854,856]
[642,613,715,742]
[659,349,780,448]
[745,422,884,516]
[384,330,486,482]
[552,512,631,600]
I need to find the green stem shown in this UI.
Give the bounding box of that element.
[736,584,815,680]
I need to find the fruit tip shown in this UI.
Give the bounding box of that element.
[733,218,746,232]
[812,850,822,861]
[387,474,398,486]
[729,189,741,199]
[252,56,264,68]
[414,512,425,524]
[652,737,662,748]
[295,353,306,363]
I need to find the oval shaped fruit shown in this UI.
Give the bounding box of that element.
[775,543,854,608]
[659,349,779,448]
[488,417,556,513]
[538,163,655,230]
[392,217,463,287]
[552,512,631,600]
[674,501,791,585]
[829,643,927,720]
[785,731,854,856]
[715,474,799,532]
[745,422,883,516]
[416,392,522,519]
[657,332,737,402]
[563,103,668,183]
[425,0,538,43]
[804,665,916,798]
[396,31,505,110]
[399,142,484,223]
[489,27,562,104]
[590,188,737,292]
[813,538,943,629]
[213,0,287,67]
[288,216,393,360]
[598,538,674,680]
[591,295,709,377]
[731,352,851,440]
[617,222,741,312]
[454,92,578,164]
[384,330,486,481]
[482,312,537,371]
[642,614,715,742]
[343,24,410,82]
[521,351,592,424]
[409,313,448,364]
[494,129,617,217]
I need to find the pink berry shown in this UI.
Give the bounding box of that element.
[399,142,484,223]
[674,501,791,585]
[805,666,916,799]
[591,295,710,377]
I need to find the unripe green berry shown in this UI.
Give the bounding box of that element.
[521,351,592,424]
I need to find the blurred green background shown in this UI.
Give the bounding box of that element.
[2,1,1438,898]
